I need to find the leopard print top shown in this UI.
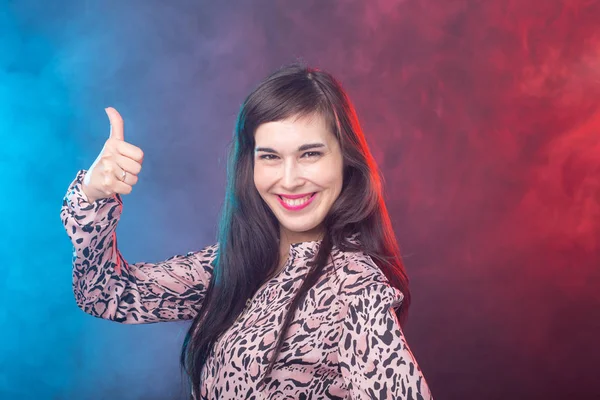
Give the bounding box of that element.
[61,170,433,399]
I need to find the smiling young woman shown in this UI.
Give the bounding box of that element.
[61,63,434,399]
[253,114,344,259]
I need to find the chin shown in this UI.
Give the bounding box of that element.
[279,219,323,235]
[265,199,327,235]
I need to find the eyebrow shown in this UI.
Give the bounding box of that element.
[254,143,325,153]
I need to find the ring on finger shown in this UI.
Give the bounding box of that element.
[121,170,127,181]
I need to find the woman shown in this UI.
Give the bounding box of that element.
[61,64,433,399]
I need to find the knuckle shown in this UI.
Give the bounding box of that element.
[100,157,113,170]
[102,176,113,189]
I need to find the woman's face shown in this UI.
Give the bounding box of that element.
[253,114,344,242]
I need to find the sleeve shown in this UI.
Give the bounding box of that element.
[338,281,433,400]
[60,169,217,324]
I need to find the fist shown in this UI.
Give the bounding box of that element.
[81,107,144,203]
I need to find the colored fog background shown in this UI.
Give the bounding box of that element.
[1,0,599,399]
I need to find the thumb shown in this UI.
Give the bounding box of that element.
[105,107,124,141]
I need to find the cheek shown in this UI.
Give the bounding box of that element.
[329,172,344,197]
[311,160,343,191]
[253,165,274,194]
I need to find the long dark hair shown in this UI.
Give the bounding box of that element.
[180,63,411,395]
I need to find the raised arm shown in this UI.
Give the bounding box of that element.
[337,267,433,399]
[61,169,216,324]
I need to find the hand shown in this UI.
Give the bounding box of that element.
[81,107,144,203]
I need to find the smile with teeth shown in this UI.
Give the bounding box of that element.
[279,194,313,206]
[276,192,317,210]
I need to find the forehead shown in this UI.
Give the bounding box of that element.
[254,114,336,148]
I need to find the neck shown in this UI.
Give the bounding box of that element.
[278,225,324,268]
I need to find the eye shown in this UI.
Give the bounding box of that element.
[302,151,322,158]
[259,154,279,160]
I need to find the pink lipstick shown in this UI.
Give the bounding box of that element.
[277,192,317,211]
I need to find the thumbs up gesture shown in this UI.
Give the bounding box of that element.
[81,107,144,203]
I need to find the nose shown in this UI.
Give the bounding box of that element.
[280,159,304,190]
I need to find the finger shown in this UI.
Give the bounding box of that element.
[115,141,144,163]
[115,154,142,175]
[105,107,125,141]
[112,164,138,187]
[113,179,133,195]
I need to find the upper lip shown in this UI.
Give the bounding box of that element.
[277,192,316,199]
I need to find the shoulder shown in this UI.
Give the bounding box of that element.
[334,250,404,311]
[196,242,219,258]
[334,250,390,294]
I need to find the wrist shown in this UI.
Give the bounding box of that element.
[81,185,97,204]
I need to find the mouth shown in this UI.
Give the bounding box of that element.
[277,192,317,211]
